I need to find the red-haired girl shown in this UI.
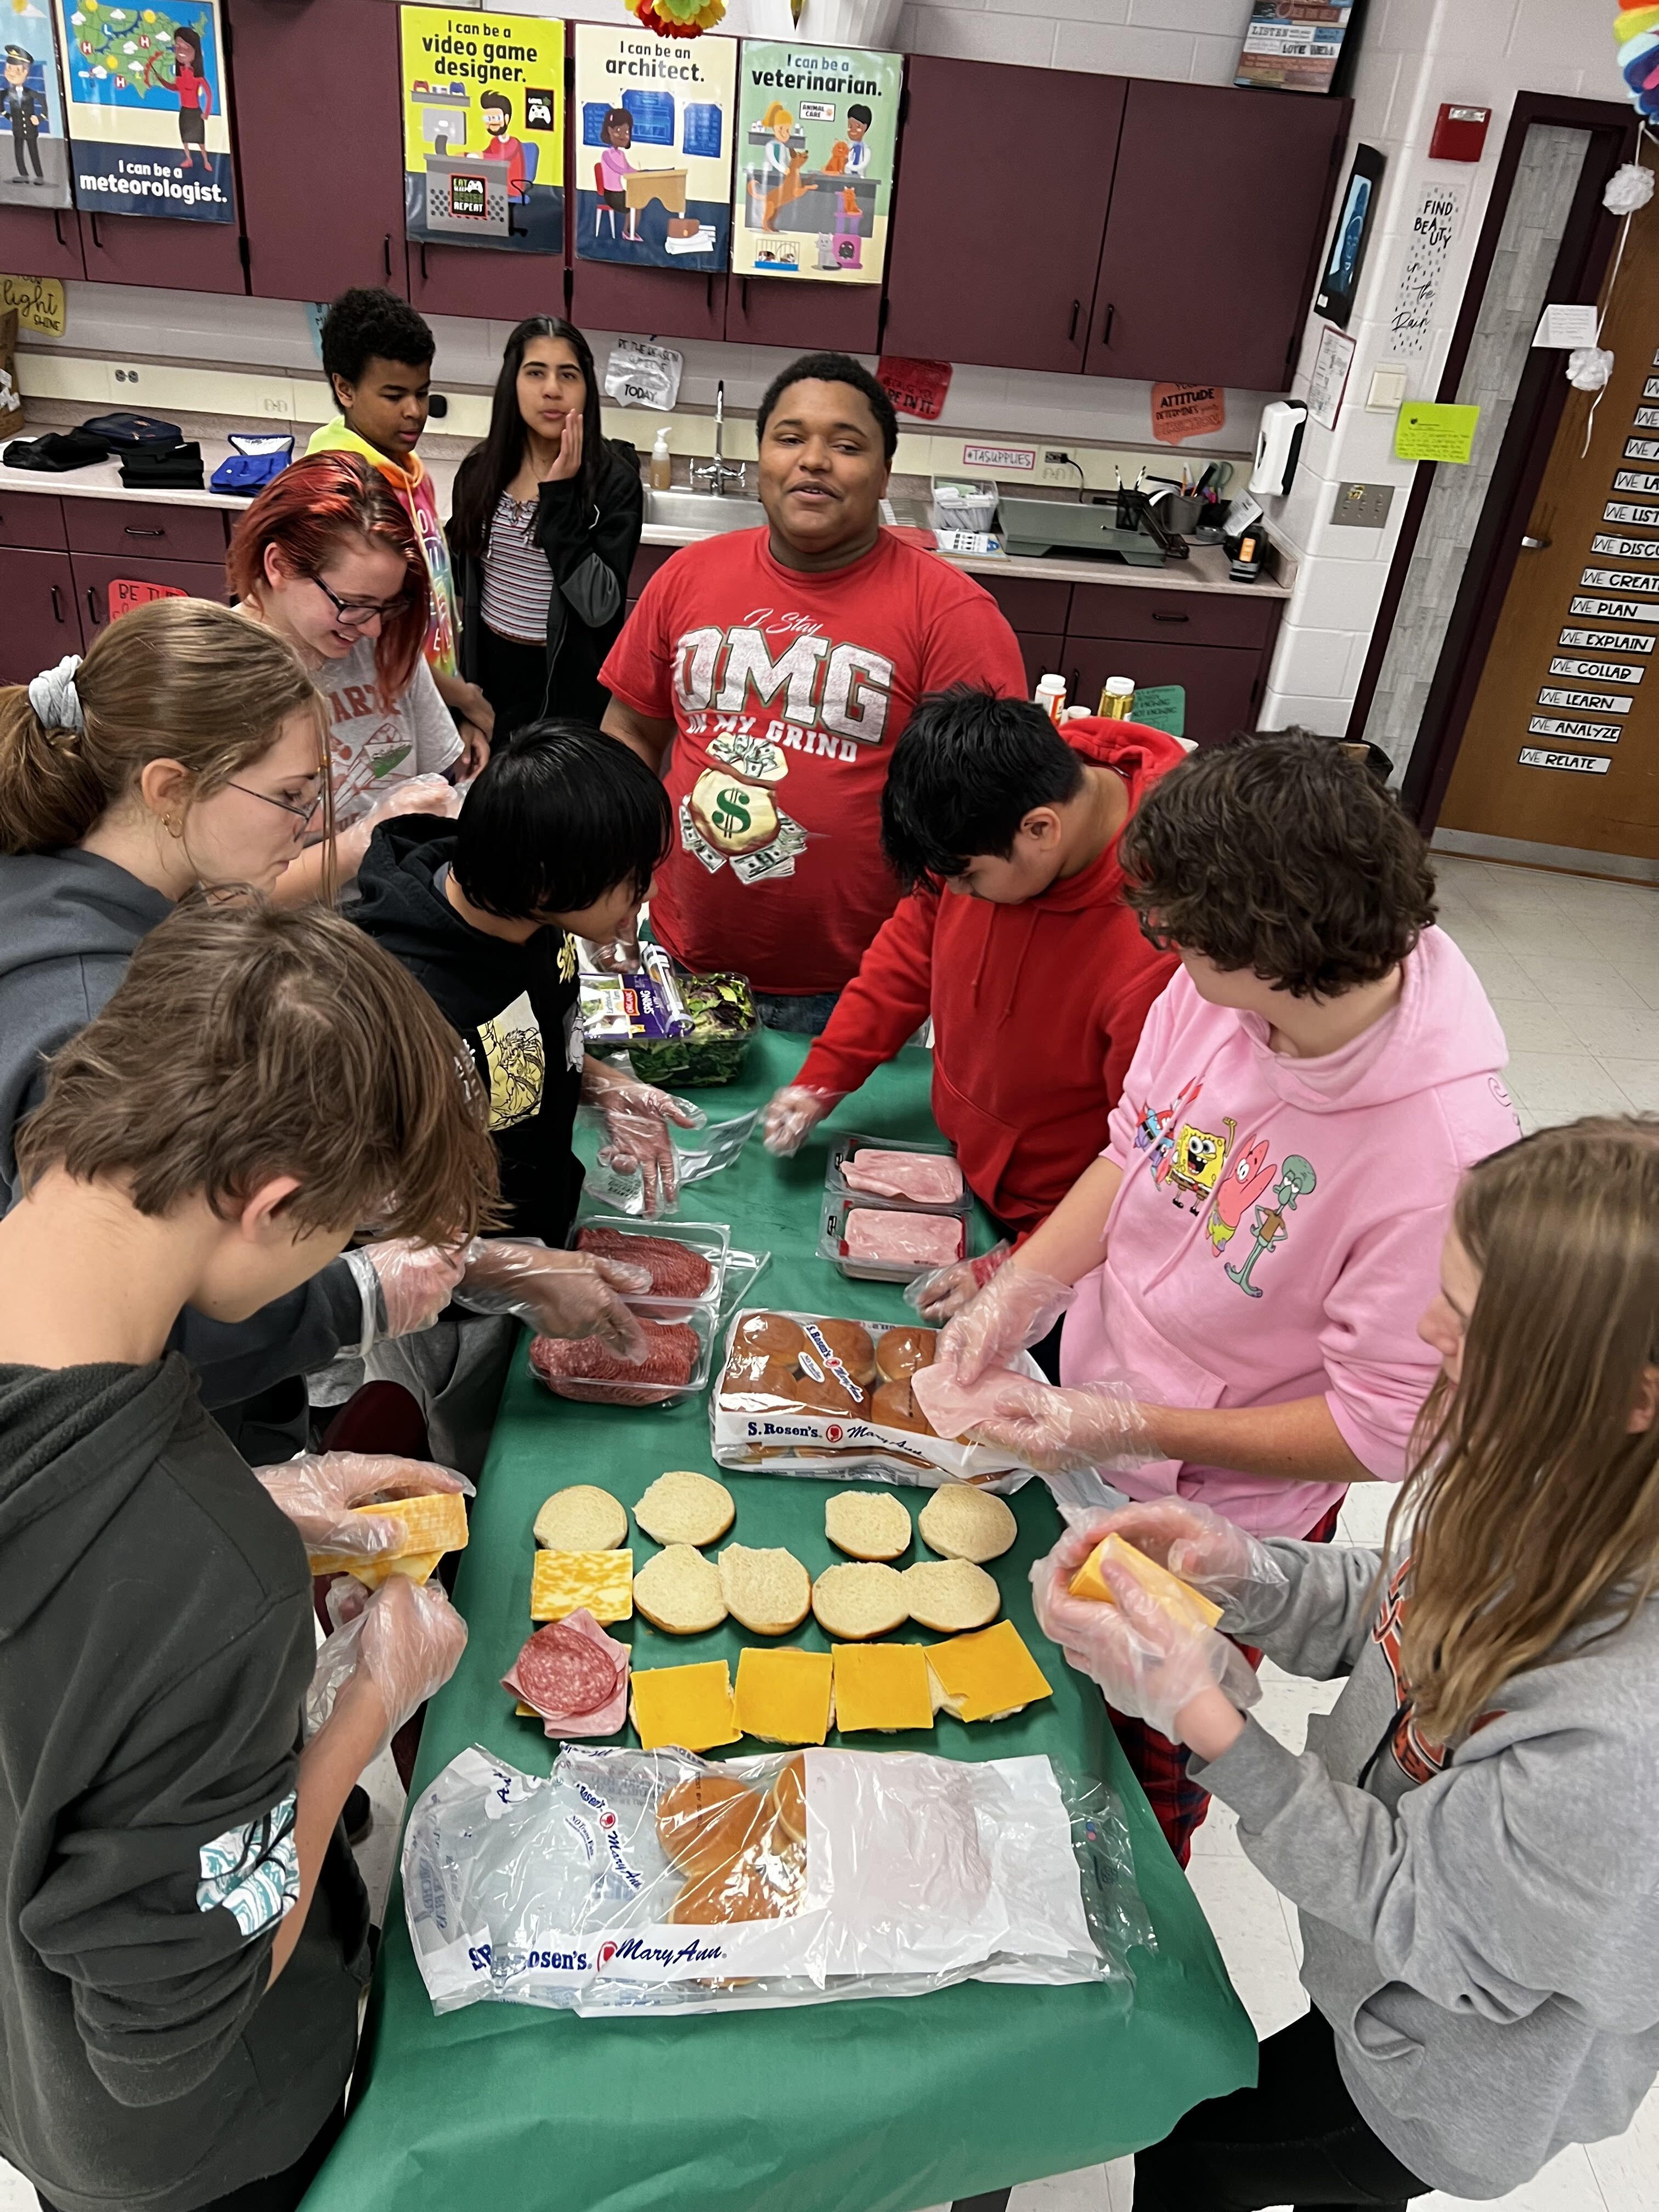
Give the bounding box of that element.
[229,452,462,901]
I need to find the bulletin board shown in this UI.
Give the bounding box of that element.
[400,6,565,256]
[54,0,234,223]
[2,5,72,212]
[731,38,901,285]
[573,22,735,273]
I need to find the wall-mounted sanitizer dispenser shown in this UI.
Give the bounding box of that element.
[1249,399,1308,498]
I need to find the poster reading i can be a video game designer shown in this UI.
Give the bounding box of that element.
[54,0,233,222]
[732,40,900,285]
[573,22,735,274]
[400,7,565,256]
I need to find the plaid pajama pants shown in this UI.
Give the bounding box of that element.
[1111,1498,1345,1867]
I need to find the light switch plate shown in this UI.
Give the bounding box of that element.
[1366,367,1408,411]
[1331,482,1395,528]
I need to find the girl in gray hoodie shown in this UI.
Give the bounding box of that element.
[1033,1114,1659,2208]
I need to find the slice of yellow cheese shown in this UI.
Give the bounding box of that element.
[831,1642,935,1735]
[926,1619,1054,1724]
[308,1492,469,1579]
[630,1660,740,1753]
[1068,1533,1223,1629]
[733,1648,834,1746]
[530,1548,634,1624]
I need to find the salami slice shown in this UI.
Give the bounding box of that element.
[503,1609,629,1739]
[530,1322,699,1404]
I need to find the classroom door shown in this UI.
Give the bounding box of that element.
[1437,185,1659,868]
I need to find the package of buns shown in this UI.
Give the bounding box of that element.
[404,1739,1139,2021]
[709,1308,1043,1490]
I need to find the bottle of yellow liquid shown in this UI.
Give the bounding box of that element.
[1098,675,1135,719]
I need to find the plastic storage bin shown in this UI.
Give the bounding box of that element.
[929,478,998,534]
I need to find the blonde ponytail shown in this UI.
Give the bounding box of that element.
[0,598,322,856]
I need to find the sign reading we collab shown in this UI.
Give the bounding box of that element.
[55,0,234,223]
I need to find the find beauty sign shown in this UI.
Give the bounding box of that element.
[573,23,735,273]
[400,6,565,256]
[54,0,233,223]
[731,38,901,285]
[2,3,72,212]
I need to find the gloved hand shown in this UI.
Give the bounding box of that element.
[905,1240,1011,1324]
[762,1084,844,1158]
[255,1452,473,1561]
[455,1238,651,1362]
[359,773,462,830]
[358,1238,469,1340]
[306,1576,469,1753]
[936,1259,1076,1385]
[1074,1497,1288,1608]
[581,1070,706,1216]
[1030,1538,1260,1742]
[963,1375,1154,1475]
[581,926,642,975]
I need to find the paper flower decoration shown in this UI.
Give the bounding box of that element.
[1604,160,1655,213]
[1615,3,1659,119]
[1567,344,1616,390]
[624,0,725,35]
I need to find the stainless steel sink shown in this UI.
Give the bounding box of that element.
[643,488,768,534]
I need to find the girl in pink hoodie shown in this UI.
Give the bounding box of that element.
[939,732,1520,1859]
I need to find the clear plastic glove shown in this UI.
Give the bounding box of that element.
[581,1072,706,1217]
[255,1452,472,1561]
[761,1083,844,1158]
[306,1575,469,1753]
[936,1259,1077,1385]
[359,772,462,830]
[1030,1539,1260,1742]
[455,1238,651,1362]
[963,1375,1154,1477]
[1072,1497,1288,1609]
[581,927,642,975]
[906,1239,1011,1325]
[359,1238,469,1340]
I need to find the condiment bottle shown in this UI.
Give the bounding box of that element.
[1098,675,1136,719]
[1034,673,1067,724]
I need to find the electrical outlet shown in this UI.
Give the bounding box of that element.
[111,364,143,388]
[1039,447,1080,487]
[261,390,295,419]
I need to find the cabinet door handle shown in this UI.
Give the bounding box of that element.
[1101,301,1115,345]
[1069,668,1080,700]
[124,525,166,538]
[1151,611,1189,623]
[86,586,102,627]
[419,242,428,283]
[89,212,103,250]
[50,583,64,624]
[382,233,393,279]
[53,209,66,249]
[1068,298,1080,342]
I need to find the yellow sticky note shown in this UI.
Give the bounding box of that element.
[1,274,66,338]
[1394,402,1480,464]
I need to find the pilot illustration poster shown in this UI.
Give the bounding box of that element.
[730,38,900,285]
[400,7,564,256]
[2,6,71,212]
[53,0,233,222]
[573,22,735,274]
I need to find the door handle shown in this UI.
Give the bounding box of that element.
[1520,534,1550,549]
[1068,298,1080,343]
[85,586,101,626]
[1152,611,1189,623]
[53,209,65,247]
[50,583,64,624]
[1101,302,1116,345]
[124,526,166,538]
[419,242,428,283]
[89,212,102,249]
[382,233,393,279]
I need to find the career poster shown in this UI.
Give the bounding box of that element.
[2,3,72,212]
[54,0,234,223]
[573,23,735,274]
[400,7,564,256]
[731,39,900,285]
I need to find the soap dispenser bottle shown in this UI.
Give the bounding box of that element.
[649,427,672,490]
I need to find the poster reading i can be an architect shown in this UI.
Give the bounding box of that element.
[2,4,71,212]
[573,24,735,273]
[732,40,900,285]
[400,7,564,255]
[54,0,233,223]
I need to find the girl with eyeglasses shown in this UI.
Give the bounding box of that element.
[230,452,467,901]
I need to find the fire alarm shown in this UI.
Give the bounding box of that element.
[1430,104,1491,162]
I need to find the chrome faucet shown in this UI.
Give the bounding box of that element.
[690,380,745,496]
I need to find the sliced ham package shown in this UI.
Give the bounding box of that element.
[826,1134,967,1217]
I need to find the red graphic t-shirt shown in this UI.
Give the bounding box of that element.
[600,527,1027,995]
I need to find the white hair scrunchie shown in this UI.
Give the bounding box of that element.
[27,654,86,735]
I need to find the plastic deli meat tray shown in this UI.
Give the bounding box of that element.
[818,1194,966,1284]
[825,1133,969,1215]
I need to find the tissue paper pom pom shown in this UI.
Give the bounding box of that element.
[1613,4,1659,35]
[1567,345,1616,391]
[1603,159,1657,213]
[1617,29,1659,119]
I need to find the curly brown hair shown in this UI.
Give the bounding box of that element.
[1119,731,1437,998]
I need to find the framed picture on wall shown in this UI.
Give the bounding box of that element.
[1316,142,1385,328]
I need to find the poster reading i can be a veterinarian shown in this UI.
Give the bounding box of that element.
[573,22,735,274]
[731,39,900,285]
[54,0,233,223]
[400,6,565,255]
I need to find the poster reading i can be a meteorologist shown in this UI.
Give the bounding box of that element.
[573,23,735,274]
[400,7,564,256]
[2,4,72,212]
[54,0,233,223]
[731,40,900,285]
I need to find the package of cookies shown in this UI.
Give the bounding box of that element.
[709,1307,1043,1490]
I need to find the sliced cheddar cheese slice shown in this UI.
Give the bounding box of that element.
[831,1641,935,1735]
[1068,1533,1223,1629]
[733,1648,834,1746]
[630,1660,740,1753]
[307,1492,468,1582]
[926,1618,1053,1723]
[531,1547,634,1625]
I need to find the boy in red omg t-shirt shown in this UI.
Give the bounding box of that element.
[601,353,1026,1031]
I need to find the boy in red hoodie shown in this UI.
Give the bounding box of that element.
[764,687,1181,1299]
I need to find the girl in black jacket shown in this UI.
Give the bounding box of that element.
[449,316,644,737]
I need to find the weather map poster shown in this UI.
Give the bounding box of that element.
[573,23,735,275]
[54,0,234,223]
[731,39,901,285]
[2,2,71,212]
[400,7,565,256]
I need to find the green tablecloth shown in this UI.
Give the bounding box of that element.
[304,1033,1254,2212]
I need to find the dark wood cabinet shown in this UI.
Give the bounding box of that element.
[883,56,1126,375]
[1062,630,1262,746]
[1013,630,1064,696]
[0,545,81,682]
[722,274,880,356]
[229,0,405,302]
[0,491,68,551]
[0,203,84,282]
[70,549,233,640]
[1085,81,1347,389]
[78,207,246,295]
[572,260,727,346]
[406,239,564,325]
[63,498,229,562]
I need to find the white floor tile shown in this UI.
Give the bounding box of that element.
[1417,2143,1611,2212]
[1498,1053,1635,1114]
[1599,1058,1659,1112]
[1184,1855,1308,2041]
[1560,1005,1659,1062]
[1510,955,1648,1009]
[0,2160,35,2209]
[1455,942,1547,1001]
[1488,998,1583,1053]
[352,1745,407,1926]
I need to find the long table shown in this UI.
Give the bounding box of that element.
[303,1033,1255,2212]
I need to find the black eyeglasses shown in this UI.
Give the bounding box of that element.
[229,782,324,827]
[310,574,410,626]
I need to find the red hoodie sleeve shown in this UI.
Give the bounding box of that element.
[797,888,939,1098]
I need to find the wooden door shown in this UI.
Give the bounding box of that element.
[0,203,84,281]
[229,0,406,301]
[1062,633,1262,748]
[1086,81,1347,389]
[0,547,82,682]
[882,56,1125,376]
[721,272,879,355]
[1438,192,1659,866]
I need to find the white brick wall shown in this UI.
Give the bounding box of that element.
[898,0,1255,82]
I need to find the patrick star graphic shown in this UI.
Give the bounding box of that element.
[1206,1135,1276,1251]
